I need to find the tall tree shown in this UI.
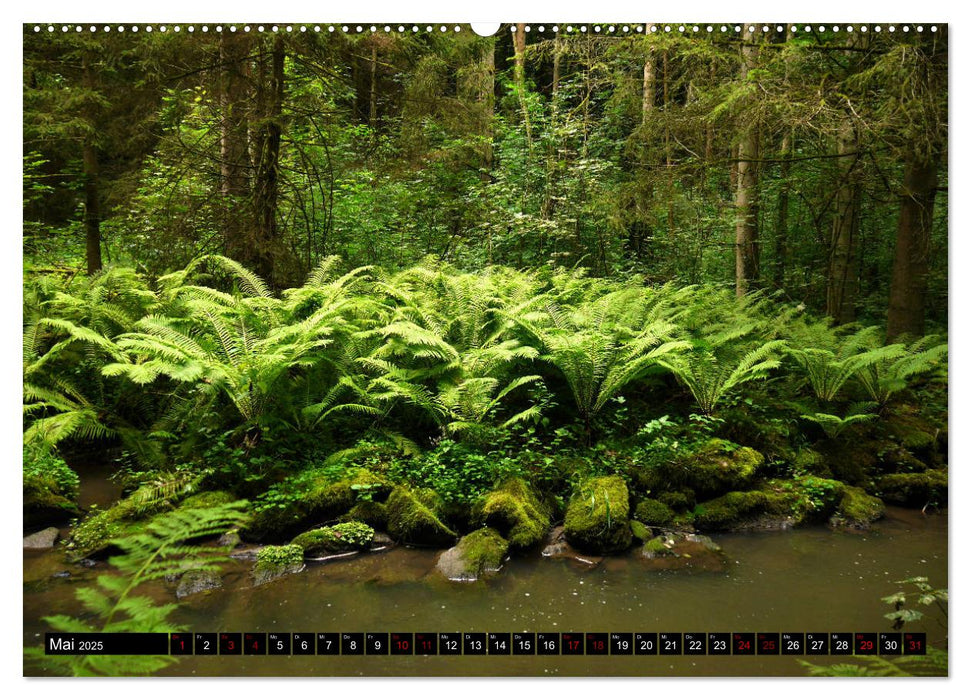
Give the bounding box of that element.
[734,25,760,296]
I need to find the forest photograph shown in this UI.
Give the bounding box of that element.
[22,22,948,677]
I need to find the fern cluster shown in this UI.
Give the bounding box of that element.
[23,258,946,468]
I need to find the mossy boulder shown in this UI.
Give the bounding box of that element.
[639,532,727,572]
[629,520,653,543]
[634,498,675,526]
[253,544,305,586]
[684,439,763,496]
[306,469,392,518]
[180,490,236,509]
[657,489,695,512]
[693,476,846,532]
[242,468,392,542]
[830,486,885,530]
[875,470,948,507]
[563,475,632,554]
[478,478,551,549]
[339,501,388,530]
[64,501,143,560]
[291,521,375,556]
[693,491,771,531]
[24,472,81,528]
[818,438,880,485]
[23,449,81,528]
[435,527,509,581]
[386,486,457,547]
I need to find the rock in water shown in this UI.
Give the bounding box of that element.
[252,544,305,586]
[435,527,509,582]
[564,475,632,554]
[176,570,223,599]
[23,527,59,549]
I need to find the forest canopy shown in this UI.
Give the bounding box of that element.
[24,24,947,336]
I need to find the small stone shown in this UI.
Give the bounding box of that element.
[23,527,60,549]
[176,570,223,599]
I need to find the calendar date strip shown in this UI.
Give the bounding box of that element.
[45,631,927,656]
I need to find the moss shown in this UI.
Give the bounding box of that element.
[306,469,392,518]
[833,486,885,528]
[876,470,948,507]
[630,520,652,543]
[340,501,388,530]
[642,535,669,556]
[563,475,632,554]
[478,477,551,549]
[634,498,674,526]
[685,439,763,496]
[819,439,879,485]
[291,521,375,555]
[64,507,127,559]
[253,544,305,586]
[385,486,457,547]
[436,527,509,581]
[179,490,236,509]
[694,476,846,531]
[243,468,392,542]
[791,448,829,477]
[657,489,695,512]
[23,471,81,528]
[461,527,508,569]
[693,491,769,531]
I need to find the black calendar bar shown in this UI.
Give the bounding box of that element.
[44,631,928,656]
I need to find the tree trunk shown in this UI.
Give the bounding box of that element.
[252,35,285,285]
[734,26,760,296]
[82,141,102,275]
[641,51,655,124]
[773,131,792,288]
[369,40,378,127]
[220,33,251,262]
[513,23,532,147]
[826,119,862,324]
[81,55,102,274]
[886,155,940,340]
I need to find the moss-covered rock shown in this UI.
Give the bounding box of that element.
[634,498,674,526]
[253,544,305,586]
[684,439,763,496]
[435,527,509,581]
[24,471,81,528]
[657,489,695,512]
[818,438,879,485]
[478,478,551,549]
[693,476,846,531]
[180,490,236,509]
[830,486,885,529]
[630,520,653,543]
[693,491,770,531]
[291,521,375,556]
[876,470,948,507]
[339,501,388,530]
[23,449,81,528]
[639,532,727,572]
[564,475,632,554]
[64,504,136,560]
[385,486,457,547]
[242,468,392,542]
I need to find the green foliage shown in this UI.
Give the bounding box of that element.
[26,501,247,676]
[799,577,947,677]
[23,446,79,500]
[291,521,375,555]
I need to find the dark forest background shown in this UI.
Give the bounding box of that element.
[24,23,947,338]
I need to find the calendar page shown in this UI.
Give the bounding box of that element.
[21,13,949,681]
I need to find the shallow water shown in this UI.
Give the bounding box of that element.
[23,504,947,677]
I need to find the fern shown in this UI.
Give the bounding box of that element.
[25,501,248,676]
